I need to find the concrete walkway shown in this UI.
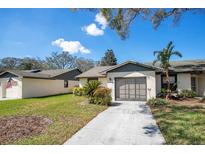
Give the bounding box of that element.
[64,101,165,145]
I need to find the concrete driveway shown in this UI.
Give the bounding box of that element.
[64,101,165,145]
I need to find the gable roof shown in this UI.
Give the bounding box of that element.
[0,68,81,79]
[100,61,161,74]
[76,61,161,78]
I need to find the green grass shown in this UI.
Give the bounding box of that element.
[151,104,205,144]
[0,94,107,145]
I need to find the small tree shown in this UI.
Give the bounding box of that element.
[100,49,117,66]
[153,41,182,99]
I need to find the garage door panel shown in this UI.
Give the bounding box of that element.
[140,90,146,95]
[115,77,147,101]
[140,84,146,89]
[119,85,126,89]
[130,95,135,98]
[120,95,126,98]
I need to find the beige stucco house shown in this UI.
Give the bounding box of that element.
[0,69,81,99]
[76,60,205,102]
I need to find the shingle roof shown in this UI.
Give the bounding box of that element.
[40,69,72,77]
[76,61,161,78]
[146,59,205,72]
[76,66,113,78]
[0,68,79,79]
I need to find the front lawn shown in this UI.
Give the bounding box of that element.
[0,94,107,145]
[150,99,205,144]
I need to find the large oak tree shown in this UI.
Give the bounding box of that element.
[92,9,201,39]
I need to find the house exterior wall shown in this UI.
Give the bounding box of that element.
[198,74,205,96]
[79,78,88,88]
[177,73,191,92]
[79,77,107,88]
[156,74,161,94]
[107,71,156,101]
[98,77,107,87]
[0,78,22,98]
[0,83,2,98]
[21,78,70,98]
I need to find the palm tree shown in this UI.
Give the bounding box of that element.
[153,41,182,99]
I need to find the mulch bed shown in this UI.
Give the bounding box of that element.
[0,116,52,144]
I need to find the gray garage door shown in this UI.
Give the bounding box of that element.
[115,77,147,101]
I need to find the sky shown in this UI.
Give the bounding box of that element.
[0,9,205,63]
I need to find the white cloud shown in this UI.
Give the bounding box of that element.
[52,38,90,54]
[82,12,108,36]
[95,12,108,29]
[82,23,104,36]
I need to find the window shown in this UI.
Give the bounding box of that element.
[162,76,176,84]
[191,77,196,92]
[161,75,177,91]
[64,81,68,88]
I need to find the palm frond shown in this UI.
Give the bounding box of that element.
[171,51,183,58]
[153,51,161,56]
[169,45,174,53]
[166,41,173,50]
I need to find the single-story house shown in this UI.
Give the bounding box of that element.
[0,68,81,99]
[76,60,205,102]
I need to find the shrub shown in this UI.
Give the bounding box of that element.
[73,87,84,96]
[157,88,167,98]
[83,80,101,97]
[90,87,112,106]
[179,90,197,98]
[147,98,169,106]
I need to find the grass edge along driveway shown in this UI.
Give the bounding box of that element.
[150,103,205,144]
[0,94,107,145]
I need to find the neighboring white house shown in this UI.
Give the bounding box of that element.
[0,69,81,99]
[76,60,205,102]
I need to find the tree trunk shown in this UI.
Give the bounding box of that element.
[165,70,171,100]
